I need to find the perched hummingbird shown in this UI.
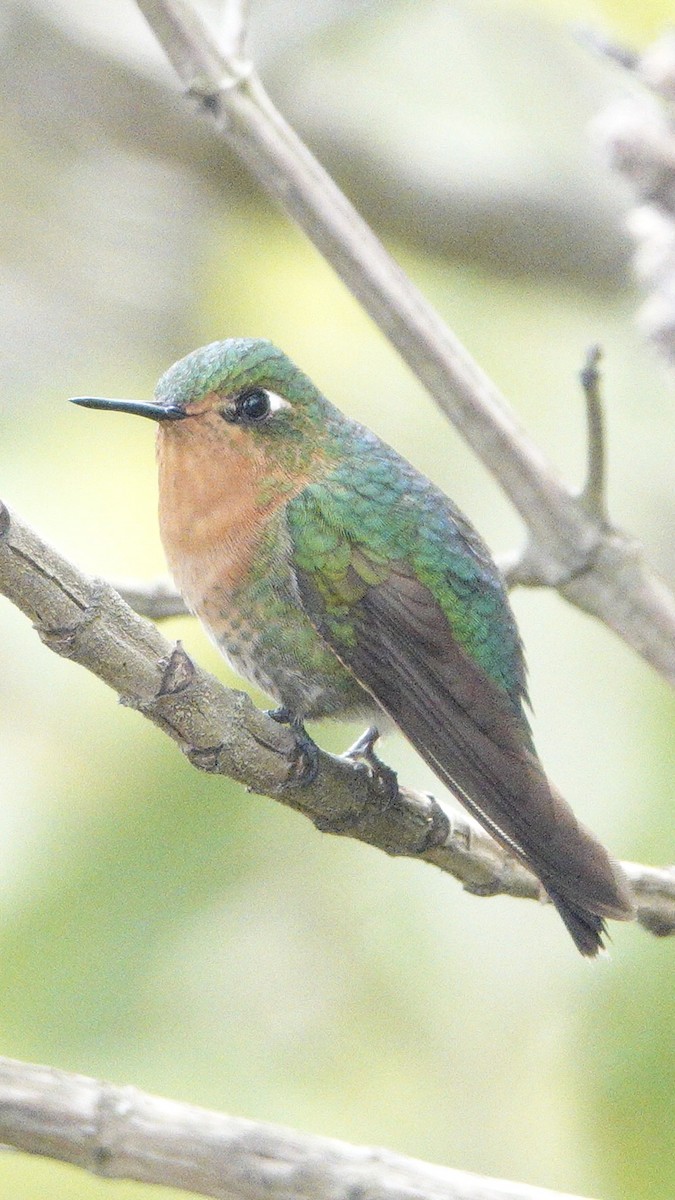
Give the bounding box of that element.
[72,338,633,955]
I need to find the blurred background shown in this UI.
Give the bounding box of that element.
[0,1,673,1198]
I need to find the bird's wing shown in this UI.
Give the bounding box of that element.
[286,487,632,953]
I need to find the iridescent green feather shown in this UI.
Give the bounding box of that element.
[287,441,528,714]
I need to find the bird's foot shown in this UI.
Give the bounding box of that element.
[266,706,320,787]
[342,725,399,806]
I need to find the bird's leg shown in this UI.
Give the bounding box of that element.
[341,725,399,804]
[266,706,320,786]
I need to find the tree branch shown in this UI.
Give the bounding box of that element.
[132,0,675,687]
[1,500,672,938]
[0,1055,599,1200]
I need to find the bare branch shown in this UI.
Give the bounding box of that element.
[1,501,672,937]
[0,1055,599,1200]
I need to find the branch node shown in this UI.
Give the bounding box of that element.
[416,792,452,851]
[498,543,547,589]
[158,641,196,696]
[35,579,108,656]
[187,744,225,772]
[312,807,363,835]
[185,59,253,115]
[92,1081,138,1178]
[341,725,400,808]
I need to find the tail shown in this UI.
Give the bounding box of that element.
[528,779,634,957]
[412,733,635,957]
[295,562,636,955]
[452,767,635,957]
[547,881,631,957]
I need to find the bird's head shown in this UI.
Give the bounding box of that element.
[71,339,334,473]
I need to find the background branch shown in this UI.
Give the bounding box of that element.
[0,1055,599,1200]
[133,0,675,687]
[596,33,675,367]
[0,500,672,937]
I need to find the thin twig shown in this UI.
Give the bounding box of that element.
[113,576,189,618]
[578,344,609,522]
[1,501,672,937]
[132,0,675,687]
[0,1056,598,1200]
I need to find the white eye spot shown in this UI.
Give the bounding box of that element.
[267,390,292,414]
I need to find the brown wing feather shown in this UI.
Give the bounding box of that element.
[296,561,633,953]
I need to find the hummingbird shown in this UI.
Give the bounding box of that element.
[72,338,633,955]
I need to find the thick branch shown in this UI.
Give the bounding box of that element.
[132,0,675,686]
[1,501,672,937]
[0,1056,597,1200]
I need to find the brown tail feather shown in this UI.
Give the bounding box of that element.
[547,890,610,957]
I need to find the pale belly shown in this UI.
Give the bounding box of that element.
[171,543,372,720]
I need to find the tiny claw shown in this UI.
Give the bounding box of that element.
[265,707,320,788]
[266,705,294,725]
[342,725,399,805]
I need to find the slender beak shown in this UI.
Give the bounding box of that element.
[70,396,187,422]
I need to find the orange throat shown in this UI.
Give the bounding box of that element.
[156,413,303,624]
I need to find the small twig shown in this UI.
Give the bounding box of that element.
[0,1056,599,1200]
[113,576,189,618]
[578,344,609,522]
[499,346,609,588]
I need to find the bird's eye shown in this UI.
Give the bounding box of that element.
[219,387,290,425]
[239,388,271,422]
